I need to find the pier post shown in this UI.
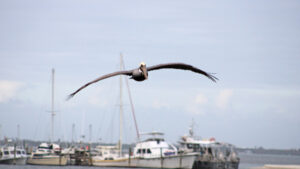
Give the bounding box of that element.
[59,145,62,166]
[179,153,182,168]
[128,147,131,167]
[160,148,163,168]
[88,144,93,166]
[13,143,16,165]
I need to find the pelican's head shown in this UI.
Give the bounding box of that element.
[139,62,148,79]
[140,62,146,67]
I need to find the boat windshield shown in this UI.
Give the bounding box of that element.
[38,146,50,149]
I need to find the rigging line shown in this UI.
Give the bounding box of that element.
[96,69,119,143]
[120,55,140,140]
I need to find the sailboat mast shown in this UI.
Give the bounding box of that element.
[119,54,123,156]
[17,124,20,141]
[120,56,140,140]
[51,68,55,142]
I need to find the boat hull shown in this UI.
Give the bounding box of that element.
[27,156,67,166]
[0,157,27,165]
[192,160,239,169]
[93,153,197,169]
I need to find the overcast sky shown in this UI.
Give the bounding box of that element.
[0,0,299,149]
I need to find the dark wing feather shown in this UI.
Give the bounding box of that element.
[67,70,133,100]
[147,63,218,82]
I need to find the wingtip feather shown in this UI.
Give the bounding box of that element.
[66,93,75,101]
[208,73,219,82]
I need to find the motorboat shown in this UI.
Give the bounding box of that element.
[131,131,197,169]
[0,146,27,165]
[26,143,67,166]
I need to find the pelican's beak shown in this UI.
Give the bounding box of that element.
[140,63,148,79]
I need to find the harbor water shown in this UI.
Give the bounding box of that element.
[239,152,300,169]
[1,153,300,169]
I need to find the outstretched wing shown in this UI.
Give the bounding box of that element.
[147,63,218,82]
[67,70,133,100]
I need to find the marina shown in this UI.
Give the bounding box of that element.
[0,150,300,169]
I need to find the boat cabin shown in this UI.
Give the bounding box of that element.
[133,132,177,158]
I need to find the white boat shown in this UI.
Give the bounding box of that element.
[26,143,67,166]
[0,146,27,165]
[178,126,239,169]
[130,132,197,169]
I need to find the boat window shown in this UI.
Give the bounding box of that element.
[142,149,146,154]
[33,153,50,157]
[147,149,151,154]
[137,149,141,154]
[4,151,9,155]
[17,151,21,154]
[22,151,25,154]
[38,146,49,149]
[187,144,193,149]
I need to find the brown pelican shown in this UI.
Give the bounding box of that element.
[67,62,218,100]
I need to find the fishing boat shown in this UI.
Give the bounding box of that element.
[178,126,240,169]
[0,146,27,165]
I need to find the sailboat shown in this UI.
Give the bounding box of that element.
[27,69,67,166]
[92,55,130,166]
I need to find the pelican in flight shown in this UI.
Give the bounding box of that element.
[67,62,218,100]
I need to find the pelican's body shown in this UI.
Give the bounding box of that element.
[67,62,217,99]
[132,69,145,81]
[131,62,148,81]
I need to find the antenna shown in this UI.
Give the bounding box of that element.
[89,124,92,143]
[17,124,20,141]
[189,119,194,137]
[72,123,75,144]
[51,68,55,142]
